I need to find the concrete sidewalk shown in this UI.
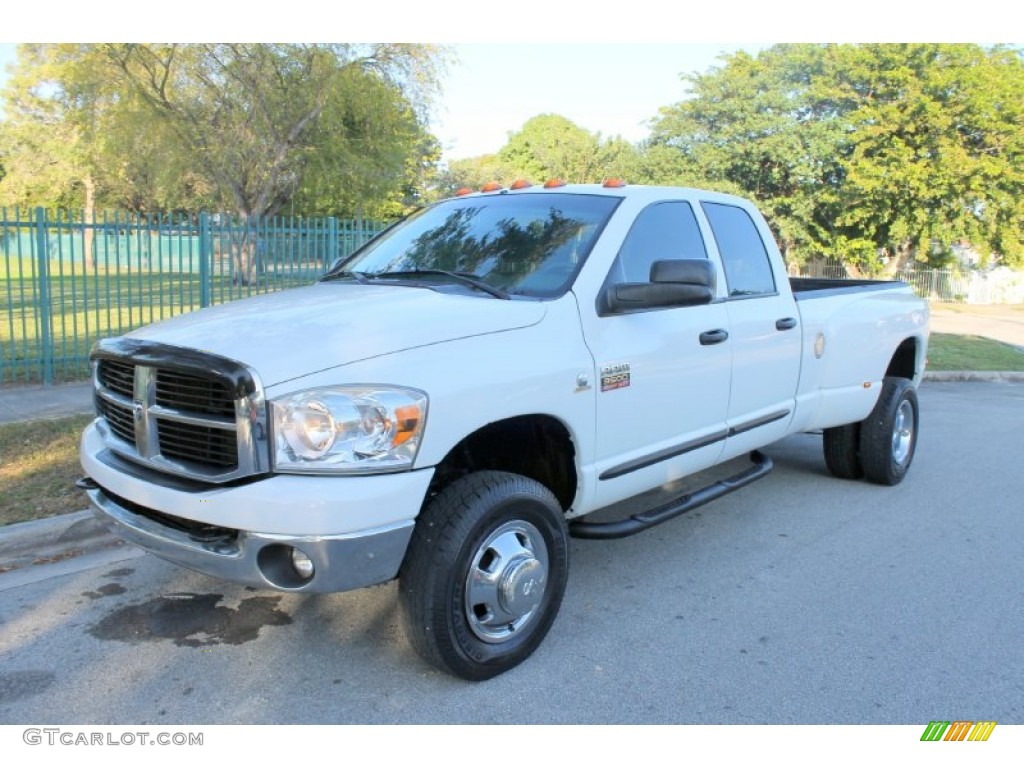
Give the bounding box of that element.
[928,304,1024,349]
[0,381,93,424]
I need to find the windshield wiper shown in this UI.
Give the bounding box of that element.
[369,269,511,299]
[320,270,371,284]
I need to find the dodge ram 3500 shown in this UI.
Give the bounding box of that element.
[80,182,929,679]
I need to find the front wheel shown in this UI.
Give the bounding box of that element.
[398,471,569,680]
[859,377,919,486]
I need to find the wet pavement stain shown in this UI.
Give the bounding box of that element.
[82,583,128,600]
[103,568,135,578]
[0,670,56,704]
[88,592,292,647]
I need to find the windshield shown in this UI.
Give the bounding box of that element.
[327,193,621,298]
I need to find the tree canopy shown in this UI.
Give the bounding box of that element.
[438,114,637,195]
[646,43,1024,272]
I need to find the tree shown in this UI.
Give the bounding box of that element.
[0,43,448,277]
[0,44,134,267]
[435,154,519,197]
[645,46,851,268]
[644,44,1024,272]
[498,114,638,184]
[824,44,1024,271]
[103,44,444,220]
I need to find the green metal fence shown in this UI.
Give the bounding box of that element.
[1,208,387,385]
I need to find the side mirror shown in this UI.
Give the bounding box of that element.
[601,259,716,315]
[650,259,716,291]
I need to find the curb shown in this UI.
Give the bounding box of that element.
[0,509,126,575]
[923,370,1024,383]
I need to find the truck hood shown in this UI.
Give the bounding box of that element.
[125,283,546,386]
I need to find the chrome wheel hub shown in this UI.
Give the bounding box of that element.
[892,399,915,465]
[465,521,549,643]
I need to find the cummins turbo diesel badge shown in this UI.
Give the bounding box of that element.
[600,363,631,392]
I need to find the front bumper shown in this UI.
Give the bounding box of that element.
[80,421,433,593]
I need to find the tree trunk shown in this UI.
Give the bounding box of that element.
[880,240,916,279]
[230,223,257,286]
[83,175,96,271]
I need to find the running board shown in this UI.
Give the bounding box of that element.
[569,451,773,540]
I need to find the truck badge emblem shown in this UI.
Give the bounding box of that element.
[600,363,631,392]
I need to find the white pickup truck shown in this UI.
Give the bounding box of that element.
[79,182,929,679]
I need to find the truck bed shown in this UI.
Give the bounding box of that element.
[790,277,908,299]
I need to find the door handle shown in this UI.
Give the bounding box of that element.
[699,329,729,346]
[776,317,798,331]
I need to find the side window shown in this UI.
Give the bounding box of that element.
[701,202,776,297]
[611,201,708,283]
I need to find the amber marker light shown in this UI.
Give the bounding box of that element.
[392,404,423,447]
[602,178,627,188]
[455,187,474,196]
[480,181,503,192]
[543,178,567,188]
[509,179,533,190]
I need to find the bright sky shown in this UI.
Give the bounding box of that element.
[432,43,764,160]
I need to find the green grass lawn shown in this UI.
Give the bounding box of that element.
[927,333,1024,371]
[0,414,94,526]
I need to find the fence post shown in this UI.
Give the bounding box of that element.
[34,207,54,385]
[327,217,338,273]
[199,212,211,308]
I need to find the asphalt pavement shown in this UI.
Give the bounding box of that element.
[1,380,1022,725]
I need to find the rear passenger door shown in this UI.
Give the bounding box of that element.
[701,201,801,455]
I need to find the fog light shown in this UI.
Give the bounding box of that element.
[291,548,315,580]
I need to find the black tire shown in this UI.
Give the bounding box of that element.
[859,377,919,486]
[398,471,569,681]
[823,423,864,480]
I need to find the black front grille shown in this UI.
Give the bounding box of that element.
[92,341,257,480]
[97,359,135,398]
[155,370,236,418]
[157,418,238,468]
[97,397,135,444]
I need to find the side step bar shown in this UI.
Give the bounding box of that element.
[569,451,773,540]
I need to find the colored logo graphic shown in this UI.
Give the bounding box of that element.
[920,721,996,742]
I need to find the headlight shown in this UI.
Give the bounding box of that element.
[271,386,427,474]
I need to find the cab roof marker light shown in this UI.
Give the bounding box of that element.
[480,181,503,192]
[602,178,627,188]
[543,179,567,189]
[455,187,474,197]
[509,179,533,190]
